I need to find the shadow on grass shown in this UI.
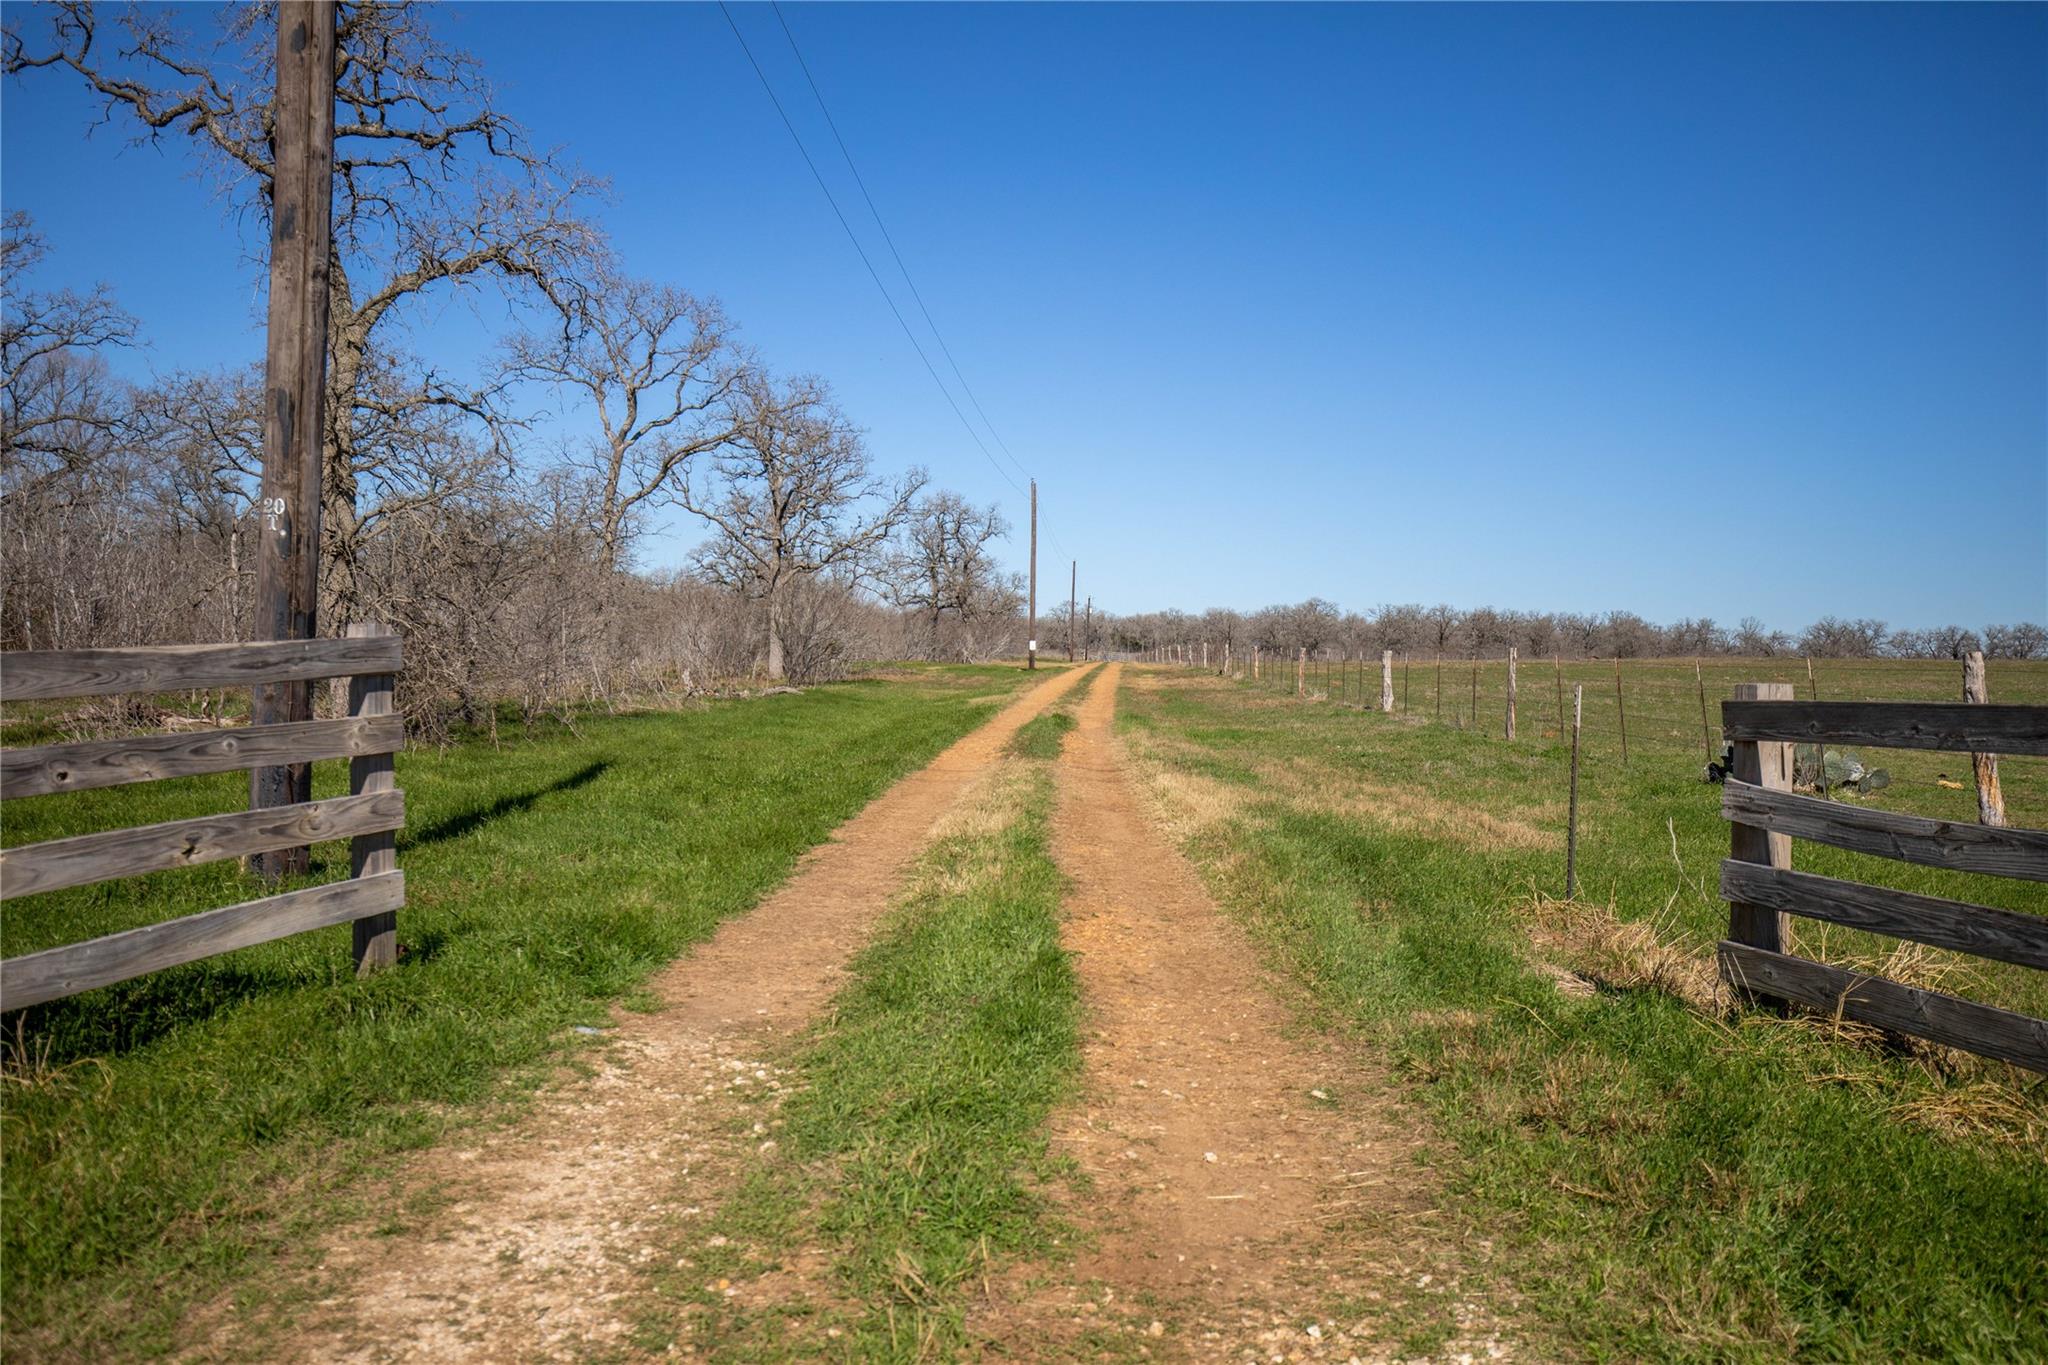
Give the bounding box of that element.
[10,763,613,1064]
[405,760,612,851]
[17,955,325,1065]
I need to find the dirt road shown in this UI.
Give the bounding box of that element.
[190,662,1500,1362]
[193,665,1094,1363]
[975,665,1499,1361]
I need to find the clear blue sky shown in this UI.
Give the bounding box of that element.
[5,1,2044,629]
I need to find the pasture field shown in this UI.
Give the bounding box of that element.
[1254,652,2048,771]
[1118,662,2048,1361]
[0,663,1046,1355]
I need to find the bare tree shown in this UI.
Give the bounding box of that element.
[1732,616,1786,656]
[1984,622,2048,660]
[0,212,139,500]
[8,1,603,622]
[684,376,924,680]
[506,265,746,569]
[1800,616,1889,658]
[889,490,1008,659]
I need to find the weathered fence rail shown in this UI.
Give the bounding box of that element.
[1718,684,2048,1072]
[0,627,405,1011]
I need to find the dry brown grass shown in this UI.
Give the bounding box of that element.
[1123,721,1558,855]
[1521,892,1724,1015]
[1516,897,2048,1157]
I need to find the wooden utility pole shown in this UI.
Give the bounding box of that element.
[1026,480,1038,670]
[1964,651,2007,827]
[251,0,337,880]
[1067,560,1076,661]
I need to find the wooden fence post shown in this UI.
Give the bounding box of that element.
[1380,650,1394,713]
[1565,683,1582,898]
[1614,658,1630,766]
[1435,652,1443,721]
[1296,647,1306,697]
[1253,645,1260,680]
[348,622,399,974]
[1726,681,1795,980]
[1505,647,1518,740]
[1965,650,2006,827]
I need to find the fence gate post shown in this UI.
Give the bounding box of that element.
[1726,681,1795,993]
[1380,650,1394,713]
[348,621,399,974]
[1965,650,2007,828]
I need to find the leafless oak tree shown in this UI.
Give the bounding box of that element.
[685,375,924,680]
[7,0,602,621]
[0,212,139,500]
[505,266,746,568]
[889,490,1009,658]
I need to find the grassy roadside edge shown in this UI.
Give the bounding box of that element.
[1112,667,2047,1362]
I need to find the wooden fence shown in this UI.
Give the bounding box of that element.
[1718,684,2048,1072]
[0,626,406,1010]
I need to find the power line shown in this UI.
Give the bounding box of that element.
[769,1,1036,493]
[715,1,1025,501]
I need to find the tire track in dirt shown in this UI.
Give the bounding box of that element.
[975,664,1505,1362]
[189,665,1096,1364]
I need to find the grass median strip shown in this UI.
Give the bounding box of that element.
[639,718,1083,1361]
[1116,668,2048,1362]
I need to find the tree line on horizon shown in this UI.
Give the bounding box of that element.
[1097,600,2047,662]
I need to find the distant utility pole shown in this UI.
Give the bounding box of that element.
[251,0,336,880]
[1067,560,1076,662]
[1026,479,1038,670]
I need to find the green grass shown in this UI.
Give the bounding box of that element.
[1253,653,2048,791]
[634,737,1082,1360]
[0,663,1042,1356]
[1004,662,1098,760]
[1117,666,2048,1362]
